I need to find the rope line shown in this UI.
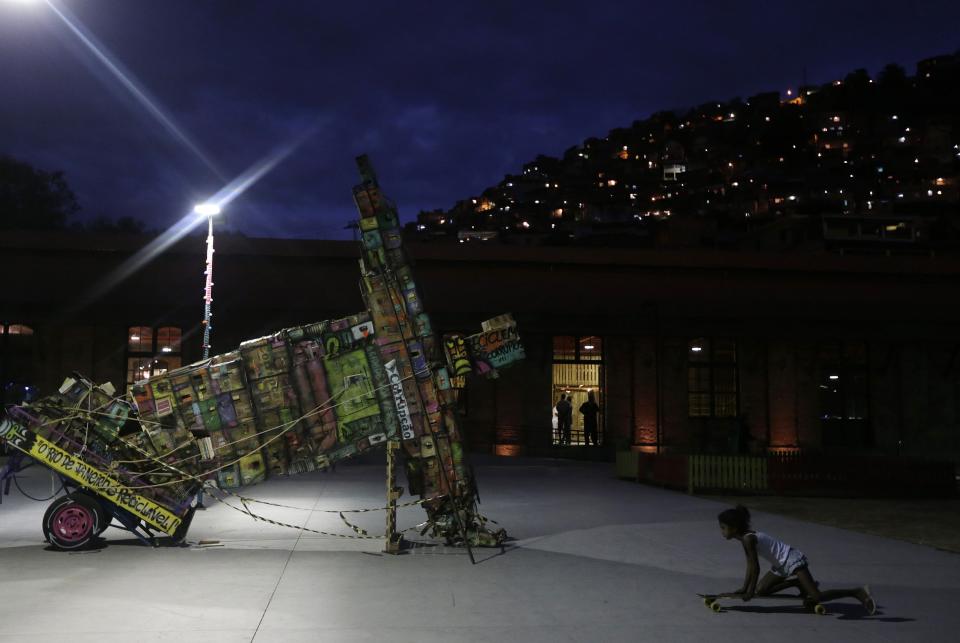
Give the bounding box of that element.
[209,489,433,540]
[212,482,444,514]
[12,472,64,502]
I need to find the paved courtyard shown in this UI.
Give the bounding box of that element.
[1,455,958,642]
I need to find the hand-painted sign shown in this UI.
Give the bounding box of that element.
[443,334,473,376]
[385,359,415,440]
[0,419,182,536]
[467,324,525,371]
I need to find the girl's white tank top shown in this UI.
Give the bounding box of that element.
[749,531,792,568]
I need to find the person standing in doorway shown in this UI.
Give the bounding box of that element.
[552,401,560,443]
[556,394,572,445]
[579,390,600,446]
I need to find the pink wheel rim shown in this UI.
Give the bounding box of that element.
[52,505,94,543]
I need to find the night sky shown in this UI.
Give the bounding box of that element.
[2,1,958,239]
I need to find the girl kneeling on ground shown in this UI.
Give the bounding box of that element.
[718,505,876,614]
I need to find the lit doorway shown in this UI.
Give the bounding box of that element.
[552,336,603,446]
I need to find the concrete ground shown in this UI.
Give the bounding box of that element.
[1,455,958,642]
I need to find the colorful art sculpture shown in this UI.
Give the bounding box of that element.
[0,157,525,551]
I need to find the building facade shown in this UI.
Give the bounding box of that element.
[2,231,959,464]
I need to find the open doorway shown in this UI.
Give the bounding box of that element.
[552,336,603,446]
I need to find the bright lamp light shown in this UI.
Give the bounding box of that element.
[193,203,221,217]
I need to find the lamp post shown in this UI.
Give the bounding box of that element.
[193,202,221,360]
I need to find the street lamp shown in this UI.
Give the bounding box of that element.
[193,202,222,360]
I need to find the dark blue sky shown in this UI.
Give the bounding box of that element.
[1,1,958,239]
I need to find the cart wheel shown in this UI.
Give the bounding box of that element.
[70,491,110,536]
[42,495,99,550]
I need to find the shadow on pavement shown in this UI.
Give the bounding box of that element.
[723,601,915,623]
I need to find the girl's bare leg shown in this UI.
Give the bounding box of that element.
[754,572,785,596]
[795,566,875,614]
[761,576,803,595]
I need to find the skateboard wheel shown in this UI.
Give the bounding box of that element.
[703,598,712,607]
[814,604,826,615]
[711,602,721,612]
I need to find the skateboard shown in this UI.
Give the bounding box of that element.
[698,592,827,615]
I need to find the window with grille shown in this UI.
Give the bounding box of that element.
[818,341,868,421]
[553,335,603,362]
[126,325,182,392]
[157,327,182,354]
[688,338,738,418]
[128,326,153,353]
